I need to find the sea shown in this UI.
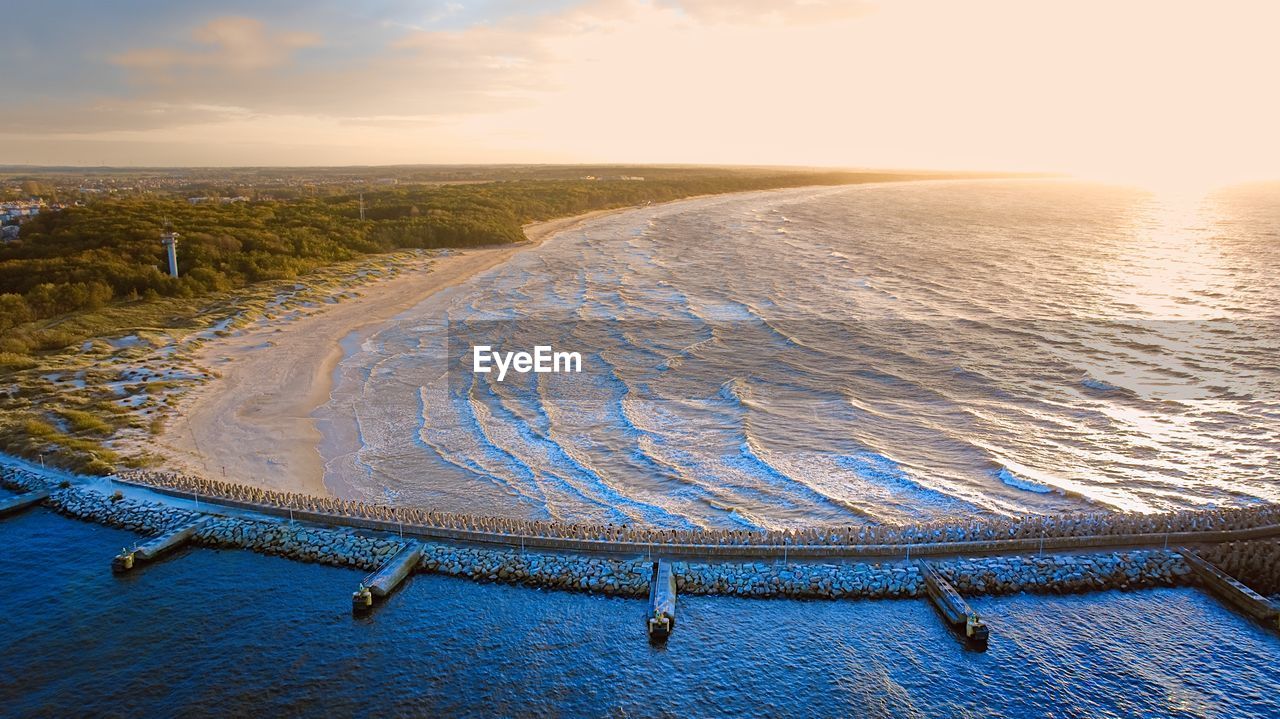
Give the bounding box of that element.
[3,506,1278,717]
[6,180,1280,716]
[320,180,1280,529]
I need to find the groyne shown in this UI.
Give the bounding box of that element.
[921,562,989,648]
[354,542,424,612]
[647,560,677,641]
[0,489,49,518]
[1177,547,1280,629]
[1198,540,1280,597]
[113,518,207,572]
[3,463,1261,606]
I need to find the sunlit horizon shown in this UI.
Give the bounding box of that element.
[3,1,1279,191]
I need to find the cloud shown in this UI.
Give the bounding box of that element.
[9,0,1274,176]
[6,0,859,140]
[113,16,321,74]
[0,99,252,135]
[0,9,555,139]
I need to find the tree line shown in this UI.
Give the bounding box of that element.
[0,172,932,340]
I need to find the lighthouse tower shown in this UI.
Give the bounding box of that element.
[161,229,180,278]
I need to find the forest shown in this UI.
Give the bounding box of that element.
[0,170,937,349]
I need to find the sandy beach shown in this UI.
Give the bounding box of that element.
[158,208,625,496]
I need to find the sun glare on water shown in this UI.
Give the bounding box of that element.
[1071,157,1270,199]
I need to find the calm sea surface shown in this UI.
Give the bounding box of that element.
[322,180,1280,527]
[3,507,1278,717]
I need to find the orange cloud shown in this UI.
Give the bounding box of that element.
[114,16,321,74]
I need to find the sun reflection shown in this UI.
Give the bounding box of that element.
[1100,185,1232,320]
[1074,167,1239,199]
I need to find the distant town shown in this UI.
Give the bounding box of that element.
[0,198,76,242]
[0,164,758,242]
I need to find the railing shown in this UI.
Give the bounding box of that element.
[116,475,1280,560]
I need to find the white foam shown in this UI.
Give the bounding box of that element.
[996,467,1053,494]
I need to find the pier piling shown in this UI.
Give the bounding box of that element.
[647,560,678,642]
[112,517,206,574]
[1177,547,1280,631]
[0,490,50,519]
[921,562,989,650]
[353,542,422,615]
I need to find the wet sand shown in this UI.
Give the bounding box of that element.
[159,208,625,495]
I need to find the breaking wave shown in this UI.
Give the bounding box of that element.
[320,180,1280,527]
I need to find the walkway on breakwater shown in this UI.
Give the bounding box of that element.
[113,517,206,573]
[116,475,1280,563]
[0,489,49,518]
[353,542,422,613]
[1178,547,1280,630]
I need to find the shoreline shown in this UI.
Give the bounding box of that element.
[145,181,1016,502]
[155,206,637,497]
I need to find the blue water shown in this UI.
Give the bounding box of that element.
[3,508,1278,717]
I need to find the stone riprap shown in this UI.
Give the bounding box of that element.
[197,516,402,570]
[48,485,196,536]
[119,469,1280,551]
[0,462,1231,601]
[420,546,652,596]
[932,552,1189,596]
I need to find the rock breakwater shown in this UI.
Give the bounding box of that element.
[119,469,1280,551]
[0,463,1248,603]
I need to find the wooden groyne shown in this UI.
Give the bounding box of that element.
[113,518,206,573]
[647,560,678,642]
[0,489,49,518]
[1177,547,1280,631]
[353,542,423,614]
[920,562,988,649]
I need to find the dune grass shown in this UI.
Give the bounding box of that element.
[0,250,427,474]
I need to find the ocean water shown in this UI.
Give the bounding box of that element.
[2,507,1278,717]
[320,180,1280,529]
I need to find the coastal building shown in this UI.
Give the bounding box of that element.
[0,200,45,220]
[161,229,180,278]
[0,200,50,241]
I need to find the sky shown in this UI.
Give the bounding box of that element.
[2,0,1278,186]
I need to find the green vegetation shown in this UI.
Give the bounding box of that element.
[0,352,38,370]
[2,407,125,476]
[0,248,435,475]
[0,167,995,474]
[0,170,944,353]
[55,408,115,436]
